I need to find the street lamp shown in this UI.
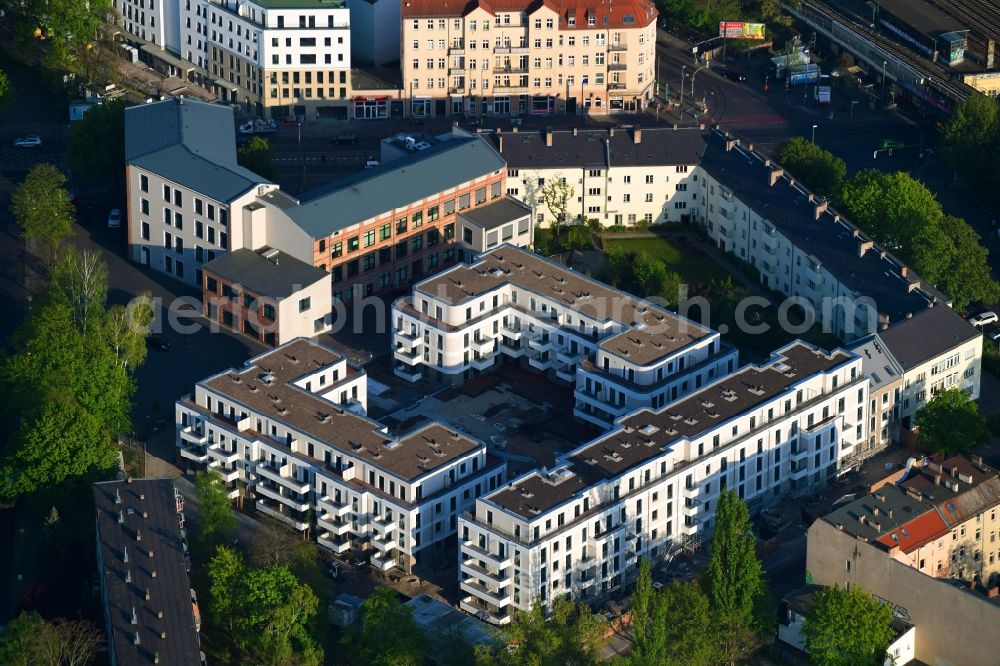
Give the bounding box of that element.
[690,63,709,96]
[881,60,887,105]
[680,66,687,110]
[297,121,304,192]
[850,99,859,118]
[811,124,818,144]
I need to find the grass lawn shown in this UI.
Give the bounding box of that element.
[603,236,730,288]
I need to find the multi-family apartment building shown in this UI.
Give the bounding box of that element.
[697,130,949,342]
[457,341,868,622]
[848,333,904,463]
[114,0,353,120]
[175,338,506,572]
[391,245,740,428]
[94,479,201,665]
[824,455,1000,586]
[496,126,708,227]
[399,0,658,117]
[125,97,274,286]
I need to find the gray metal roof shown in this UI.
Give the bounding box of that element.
[202,248,328,298]
[493,126,709,168]
[457,196,531,231]
[879,306,981,370]
[849,334,904,390]
[125,98,268,202]
[287,133,505,237]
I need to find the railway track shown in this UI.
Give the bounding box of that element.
[929,0,1000,47]
[799,0,973,103]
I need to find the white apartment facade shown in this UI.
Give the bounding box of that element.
[392,245,739,429]
[458,341,869,623]
[400,0,658,117]
[496,127,707,228]
[175,338,506,572]
[114,0,181,52]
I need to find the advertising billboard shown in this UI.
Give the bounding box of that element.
[718,22,766,39]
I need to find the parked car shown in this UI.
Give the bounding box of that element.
[364,158,380,169]
[969,311,998,327]
[107,208,122,228]
[330,131,358,144]
[988,328,1000,344]
[14,135,42,148]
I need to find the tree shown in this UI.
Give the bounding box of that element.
[0,611,102,666]
[50,247,109,334]
[539,178,575,244]
[10,164,75,265]
[774,137,846,197]
[633,252,669,296]
[6,0,115,73]
[105,293,154,372]
[0,69,12,113]
[208,545,245,635]
[345,586,426,666]
[477,595,606,666]
[706,488,768,659]
[939,93,999,195]
[917,388,989,455]
[836,170,942,256]
[629,559,661,663]
[628,559,714,666]
[928,216,1000,312]
[238,136,279,181]
[67,99,125,185]
[195,471,236,557]
[802,585,895,666]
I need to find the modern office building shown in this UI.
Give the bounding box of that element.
[94,479,201,665]
[457,340,867,622]
[391,245,739,428]
[175,338,506,572]
[125,97,274,286]
[399,0,658,117]
[496,126,709,227]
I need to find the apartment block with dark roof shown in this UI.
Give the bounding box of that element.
[94,479,201,666]
[391,244,740,428]
[175,337,506,573]
[457,340,867,622]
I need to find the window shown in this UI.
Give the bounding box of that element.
[364,229,376,247]
[348,236,360,252]
[331,241,343,258]
[427,205,439,221]
[413,211,423,227]
[140,175,149,192]
[379,223,391,240]
[299,297,311,312]
[141,222,150,240]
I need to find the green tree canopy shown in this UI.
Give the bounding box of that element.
[50,247,109,334]
[0,611,103,666]
[939,93,1000,197]
[917,388,989,455]
[476,595,606,666]
[7,0,114,73]
[802,585,895,666]
[775,136,847,198]
[836,169,942,255]
[237,136,279,181]
[194,471,236,557]
[11,163,75,264]
[343,586,426,666]
[0,69,12,113]
[68,98,125,184]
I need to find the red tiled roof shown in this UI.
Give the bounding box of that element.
[876,509,950,554]
[402,0,657,29]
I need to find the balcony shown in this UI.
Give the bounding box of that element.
[501,326,522,341]
[448,87,465,95]
[317,495,350,517]
[790,462,810,479]
[449,67,465,75]
[555,364,576,383]
[573,387,630,415]
[608,43,627,51]
[394,330,422,351]
[462,578,510,607]
[526,335,553,352]
[789,443,808,460]
[256,499,308,531]
[492,85,529,94]
[556,349,584,365]
[472,355,496,371]
[463,541,513,568]
[471,337,495,354]
[371,551,398,572]
[317,514,351,535]
[396,347,423,366]
[254,484,310,512]
[608,82,627,91]
[207,443,239,465]
[528,353,555,372]
[608,63,627,71]
[493,46,528,54]
[460,596,511,625]
[394,366,422,382]
[372,515,396,536]
[461,559,509,585]
[371,532,398,552]
[179,445,209,464]
[493,66,528,74]
[448,47,465,55]
[255,464,310,494]
[180,426,208,445]
[318,532,351,554]
[208,461,240,483]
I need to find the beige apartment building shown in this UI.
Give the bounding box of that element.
[400,0,658,117]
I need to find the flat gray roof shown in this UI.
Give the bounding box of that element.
[203,248,328,298]
[125,98,268,202]
[879,306,981,370]
[458,196,531,231]
[287,132,505,237]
